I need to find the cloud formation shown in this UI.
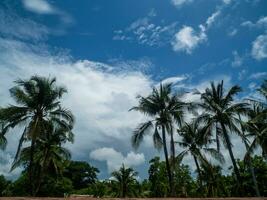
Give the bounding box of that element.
[22,0,55,14]
[171,0,193,7]
[0,8,49,41]
[251,34,267,60]
[90,148,145,173]
[172,25,207,54]
[113,10,178,47]
[0,37,154,178]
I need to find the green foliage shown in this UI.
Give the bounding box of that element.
[238,156,267,196]
[111,164,139,197]
[1,77,267,198]
[64,161,99,189]
[0,175,10,196]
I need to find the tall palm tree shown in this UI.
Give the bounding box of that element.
[0,75,74,195]
[177,120,225,195]
[197,80,248,193]
[130,83,187,196]
[111,164,138,198]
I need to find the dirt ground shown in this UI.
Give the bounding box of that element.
[0,197,266,200]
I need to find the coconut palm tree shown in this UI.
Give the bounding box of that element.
[130,83,187,196]
[0,75,74,195]
[111,164,138,198]
[11,122,73,195]
[177,119,225,195]
[246,103,267,160]
[197,80,248,193]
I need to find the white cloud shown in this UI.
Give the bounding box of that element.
[249,72,267,79]
[113,10,177,47]
[206,11,221,28]
[172,25,207,54]
[222,0,231,4]
[231,51,243,67]
[22,0,55,14]
[172,8,222,54]
[0,152,23,180]
[251,34,267,60]
[0,37,154,176]
[161,75,188,85]
[227,28,238,37]
[90,147,145,173]
[0,9,49,41]
[241,16,267,28]
[171,0,193,7]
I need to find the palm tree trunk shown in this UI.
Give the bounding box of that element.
[238,115,260,197]
[161,125,174,196]
[170,130,176,196]
[170,131,176,168]
[220,123,242,195]
[34,148,49,196]
[193,155,204,196]
[29,139,36,196]
[245,141,261,197]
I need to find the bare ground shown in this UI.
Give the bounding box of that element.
[0,198,266,200]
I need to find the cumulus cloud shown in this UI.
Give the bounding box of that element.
[172,8,221,54]
[0,36,155,177]
[171,0,193,7]
[251,34,267,60]
[90,148,145,173]
[172,25,207,54]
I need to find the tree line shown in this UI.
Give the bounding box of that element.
[0,76,266,197]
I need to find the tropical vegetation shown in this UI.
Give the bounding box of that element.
[0,76,266,197]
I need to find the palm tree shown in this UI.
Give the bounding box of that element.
[11,122,73,195]
[111,164,138,198]
[177,119,224,195]
[197,80,248,193]
[130,83,187,196]
[0,75,74,195]
[245,80,267,159]
[237,113,261,197]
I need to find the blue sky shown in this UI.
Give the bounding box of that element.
[0,0,266,180]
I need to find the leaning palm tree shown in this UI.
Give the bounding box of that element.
[177,119,224,195]
[111,164,138,198]
[130,83,187,196]
[0,75,74,195]
[197,80,248,193]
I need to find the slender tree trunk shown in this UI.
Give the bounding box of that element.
[193,155,204,196]
[34,149,49,196]
[161,126,174,196]
[220,123,243,195]
[170,130,176,196]
[238,115,260,197]
[246,150,261,197]
[29,139,36,196]
[170,131,176,169]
